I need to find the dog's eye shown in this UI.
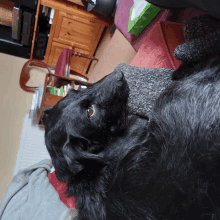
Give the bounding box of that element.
[87,105,95,117]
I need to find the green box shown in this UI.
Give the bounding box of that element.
[128,3,161,35]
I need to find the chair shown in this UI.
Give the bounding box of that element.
[20,48,97,127]
[20,48,98,93]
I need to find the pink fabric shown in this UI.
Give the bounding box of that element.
[130,21,184,69]
[48,171,76,209]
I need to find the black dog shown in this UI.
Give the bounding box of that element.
[44,57,220,220]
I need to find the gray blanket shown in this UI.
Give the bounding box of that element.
[116,63,174,118]
[0,159,77,220]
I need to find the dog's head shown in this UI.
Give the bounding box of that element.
[43,70,129,187]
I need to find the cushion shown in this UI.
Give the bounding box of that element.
[130,21,184,69]
[116,63,174,118]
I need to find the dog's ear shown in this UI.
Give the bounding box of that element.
[62,137,105,177]
[42,107,53,125]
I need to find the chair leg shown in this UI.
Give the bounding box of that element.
[71,81,75,88]
[72,51,99,61]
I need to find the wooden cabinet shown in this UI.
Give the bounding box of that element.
[53,11,104,51]
[31,0,110,77]
[43,3,107,77]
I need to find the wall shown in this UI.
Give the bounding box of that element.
[0,53,45,202]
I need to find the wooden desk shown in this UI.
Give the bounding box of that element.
[31,0,111,77]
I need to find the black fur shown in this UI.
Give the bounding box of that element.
[44,58,220,220]
[172,55,220,81]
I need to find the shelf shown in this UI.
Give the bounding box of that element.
[0,24,31,58]
[0,24,13,41]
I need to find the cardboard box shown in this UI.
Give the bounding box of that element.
[128,3,161,35]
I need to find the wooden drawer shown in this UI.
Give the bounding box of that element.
[47,41,92,76]
[53,11,105,52]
